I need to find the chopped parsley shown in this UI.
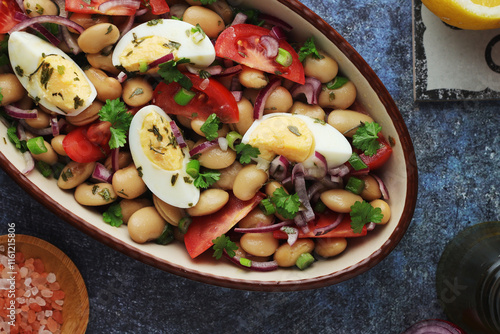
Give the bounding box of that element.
[6,126,27,153]
[157,58,193,90]
[350,201,383,233]
[271,187,300,220]
[200,113,221,141]
[235,143,260,164]
[193,169,220,189]
[352,122,382,156]
[148,124,163,142]
[129,87,144,99]
[147,19,163,26]
[212,234,238,260]
[73,96,84,110]
[298,37,324,62]
[0,36,9,67]
[287,125,301,136]
[98,98,133,149]
[0,88,3,105]
[103,202,124,227]
[193,0,217,4]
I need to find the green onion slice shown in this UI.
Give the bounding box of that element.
[186,159,200,178]
[296,252,315,270]
[326,76,349,90]
[27,136,47,155]
[275,48,293,67]
[174,87,196,106]
[226,131,243,151]
[345,177,365,195]
[348,152,368,171]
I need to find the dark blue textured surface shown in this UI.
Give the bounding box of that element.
[1,0,499,333]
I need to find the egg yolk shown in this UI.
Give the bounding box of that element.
[30,55,92,113]
[140,112,184,171]
[246,116,315,162]
[119,35,176,72]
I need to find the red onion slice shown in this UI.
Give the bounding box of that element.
[230,12,248,26]
[372,173,390,200]
[314,213,344,236]
[269,155,290,181]
[270,26,286,40]
[4,105,38,119]
[218,137,228,151]
[234,220,292,234]
[50,116,60,136]
[98,0,140,13]
[402,319,465,334]
[148,53,174,69]
[329,164,350,177]
[291,77,322,105]
[294,173,315,223]
[281,226,298,246]
[305,151,328,179]
[231,91,242,102]
[222,251,278,272]
[188,139,218,156]
[9,15,85,34]
[199,78,210,90]
[185,64,223,77]
[258,13,293,31]
[169,120,187,149]
[92,162,113,183]
[120,13,136,38]
[111,148,120,172]
[19,120,53,136]
[253,78,281,119]
[260,35,279,58]
[117,71,128,83]
[16,123,35,174]
[219,65,242,77]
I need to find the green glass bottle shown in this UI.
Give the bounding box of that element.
[436,222,500,334]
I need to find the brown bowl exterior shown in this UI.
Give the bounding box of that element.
[0,0,417,291]
[0,234,89,332]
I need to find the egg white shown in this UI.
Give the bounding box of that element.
[8,31,96,116]
[129,105,200,208]
[242,113,352,169]
[112,19,215,71]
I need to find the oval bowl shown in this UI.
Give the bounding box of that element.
[0,0,417,291]
[0,234,89,332]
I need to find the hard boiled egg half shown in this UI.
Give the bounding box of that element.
[112,19,215,72]
[8,31,97,116]
[241,113,352,168]
[129,105,199,208]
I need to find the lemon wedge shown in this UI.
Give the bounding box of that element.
[422,0,500,30]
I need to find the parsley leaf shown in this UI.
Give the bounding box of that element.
[193,169,221,189]
[298,37,324,62]
[235,143,260,164]
[352,122,382,156]
[0,87,3,105]
[271,187,300,220]
[349,201,383,233]
[103,202,124,227]
[6,126,27,153]
[212,234,238,260]
[200,113,221,141]
[98,98,133,149]
[157,58,193,90]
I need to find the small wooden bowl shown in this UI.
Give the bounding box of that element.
[0,234,89,333]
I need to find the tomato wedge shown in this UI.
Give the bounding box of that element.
[62,123,111,163]
[153,73,239,123]
[215,24,305,85]
[359,136,393,171]
[273,212,367,239]
[0,0,22,34]
[146,0,169,15]
[65,0,137,15]
[184,192,265,258]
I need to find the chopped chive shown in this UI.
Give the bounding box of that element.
[174,87,196,106]
[26,137,47,155]
[186,159,200,178]
[348,152,368,171]
[155,224,174,245]
[226,131,242,150]
[296,252,315,270]
[36,161,52,178]
[275,48,293,67]
[345,177,365,195]
[178,216,192,234]
[239,257,252,267]
[259,198,276,215]
[326,76,349,90]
